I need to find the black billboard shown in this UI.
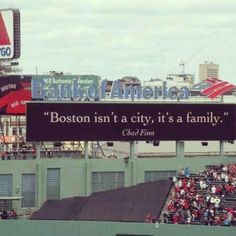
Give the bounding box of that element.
[26,102,236,142]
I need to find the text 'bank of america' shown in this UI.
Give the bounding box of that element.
[31,79,190,100]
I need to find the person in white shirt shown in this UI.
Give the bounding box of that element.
[224,174,229,183]
[211,185,216,194]
[214,196,220,209]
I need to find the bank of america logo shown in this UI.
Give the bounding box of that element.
[193,78,236,99]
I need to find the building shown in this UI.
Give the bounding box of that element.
[199,61,219,81]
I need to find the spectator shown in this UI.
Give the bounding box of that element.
[214,196,220,209]
[184,167,190,178]
[211,185,216,194]
[1,151,6,160]
[145,214,154,223]
[173,176,177,183]
[1,210,8,219]
[9,209,17,219]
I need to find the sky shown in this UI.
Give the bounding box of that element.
[1,0,236,83]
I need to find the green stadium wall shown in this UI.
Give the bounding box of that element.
[0,220,235,236]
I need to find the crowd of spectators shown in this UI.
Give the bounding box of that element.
[1,149,36,160]
[0,209,17,220]
[162,163,236,226]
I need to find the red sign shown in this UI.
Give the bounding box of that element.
[0,12,11,45]
[0,75,31,115]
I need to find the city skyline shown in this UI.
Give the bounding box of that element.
[1,0,236,83]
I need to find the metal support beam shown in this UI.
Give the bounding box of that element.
[130,141,135,159]
[176,141,185,159]
[84,141,89,159]
[36,162,43,208]
[35,142,41,160]
[129,141,136,185]
[220,140,224,157]
[85,161,90,196]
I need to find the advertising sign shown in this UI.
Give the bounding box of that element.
[26,102,236,142]
[32,78,189,101]
[31,74,101,100]
[0,75,31,114]
[0,9,20,60]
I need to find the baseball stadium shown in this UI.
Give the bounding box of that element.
[0,8,236,236]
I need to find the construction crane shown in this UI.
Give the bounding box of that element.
[179,48,202,74]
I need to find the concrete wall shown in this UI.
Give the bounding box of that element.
[0,220,235,236]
